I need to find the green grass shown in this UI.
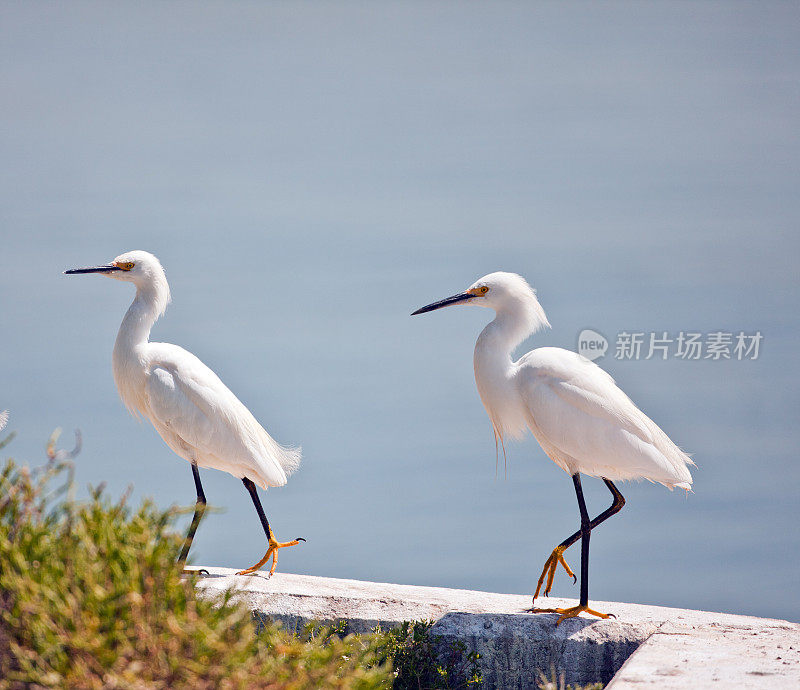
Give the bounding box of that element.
[537,669,604,690]
[0,441,389,688]
[0,430,488,689]
[372,620,482,689]
[0,429,606,689]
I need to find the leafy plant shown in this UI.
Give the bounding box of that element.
[372,620,482,689]
[537,667,604,690]
[0,431,391,689]
[5,427,594,689]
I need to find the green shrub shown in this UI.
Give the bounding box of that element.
[0,430,488,689]
[537,668,604,690]
[0,431,391,689]
[372,620,481,689]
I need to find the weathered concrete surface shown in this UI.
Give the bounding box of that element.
[606,619,800,689]
[191,567,799,688]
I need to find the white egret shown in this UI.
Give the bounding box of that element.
[412,272,693,623]
[65,251,303,576]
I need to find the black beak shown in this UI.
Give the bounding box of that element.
[411,292,476,315]
[64,264,121,275]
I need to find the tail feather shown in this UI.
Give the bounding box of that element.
[643,416,695,488]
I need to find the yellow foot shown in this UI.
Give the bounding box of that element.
[532,545,576,601]
[236,535,305,577]
[528,604,615,625]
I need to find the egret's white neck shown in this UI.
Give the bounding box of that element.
[473,297,549,440]
[474,310,528,396]
[112,278,170,418]
[475,297,548,371]
[107,270,170,418]
[114,283,168,353]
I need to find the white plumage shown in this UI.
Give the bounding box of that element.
[516,347,693,489]
[102,251,300,490]
[413,271,694,622]
[418,271,693,489]
[66,250,302,575]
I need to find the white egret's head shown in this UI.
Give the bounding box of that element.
[412,272,537,312]
[65,250,161,283]
[411,271,551,332]
[65,250,171,314]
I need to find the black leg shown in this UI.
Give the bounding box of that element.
[178,464,207,564]
[530,475,624,621]
[572,474,591,606]
[532,476,625,601]
[557,477,626,555]
[242,477,274,541]
[236,478,305,576]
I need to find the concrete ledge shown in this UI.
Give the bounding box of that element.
[191,567,799,688]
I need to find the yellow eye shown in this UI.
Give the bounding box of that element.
[467,285,490,297]
[116,261,135,271]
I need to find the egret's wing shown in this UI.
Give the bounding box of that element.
[145,365,217,454]
[0,410,8,432]
[518,350,693,488]
[144,346,297,488]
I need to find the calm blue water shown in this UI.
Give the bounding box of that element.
[2,2,799,621]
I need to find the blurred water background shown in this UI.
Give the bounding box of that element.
[2,2,798,621]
